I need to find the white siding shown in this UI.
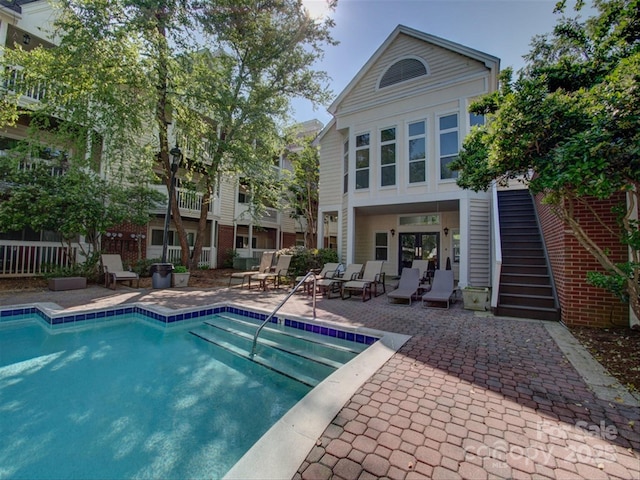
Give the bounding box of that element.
[318,124,343,205]
[339,34,488,115]
[468,198,491,287]
[218,177,237,225]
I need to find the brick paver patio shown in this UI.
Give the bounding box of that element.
[1,282,638,479]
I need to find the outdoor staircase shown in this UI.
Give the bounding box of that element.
[189,313,365,387]
[496,189,561,321]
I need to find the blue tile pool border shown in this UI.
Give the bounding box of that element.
[0,303,379,346]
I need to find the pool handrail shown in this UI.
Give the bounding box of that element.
[250,271,317,358]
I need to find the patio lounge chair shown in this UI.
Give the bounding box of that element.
[228,251,275,288]
[421,269,455,309]
[411,260,430,282]
[341,260,385,301]
[101,254,139,290]
[387,267,421,306]
[317,263,362,299]
[295,262,342,294]
[249,254,292,290]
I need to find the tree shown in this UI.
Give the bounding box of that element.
[451,0,640,325]
[286,133,320,248]
[0,0,336,270]
[0,143,162,272]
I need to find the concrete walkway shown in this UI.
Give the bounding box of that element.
[1,283,639,479]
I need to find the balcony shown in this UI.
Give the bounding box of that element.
[151,185,217,219]
[2,65,47,103]
[235,203,280,226]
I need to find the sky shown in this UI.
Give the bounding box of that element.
[292,0,587,125]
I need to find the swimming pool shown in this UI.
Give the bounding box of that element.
[0,303,408,479]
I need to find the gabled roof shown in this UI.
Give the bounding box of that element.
[327,24,500,115]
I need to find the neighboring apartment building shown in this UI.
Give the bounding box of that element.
[317,25,499,289]
[0,0,315,274]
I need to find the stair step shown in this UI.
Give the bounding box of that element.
[500,273,552,285]
[496,304,561,321]
[203,320,349,368]
[499,293,556,309]
[502,264,549,275]
[503,254,547,261]
[212,314,365,357]
[500,283,553,297]
[190,325,336,387]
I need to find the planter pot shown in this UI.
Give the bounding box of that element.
[48,277,87,291]
[462,287,490,311]
[172,272,190,288]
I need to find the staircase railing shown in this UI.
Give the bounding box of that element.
[491,182,502,309]
[250,271,317,358]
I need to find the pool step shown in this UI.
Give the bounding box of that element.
[190,321,341,387]
[212,314,363,363]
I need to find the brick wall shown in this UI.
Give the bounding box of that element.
[282,232,297,249]
[103,222,147,267]
[217,224,235,267]
[536,194,628,327]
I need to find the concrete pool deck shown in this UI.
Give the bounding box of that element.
[1,283,639,479]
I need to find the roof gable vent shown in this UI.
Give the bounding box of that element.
[379,57,428,88]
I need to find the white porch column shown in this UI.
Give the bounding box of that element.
[345,205,354,265]
[458,198,470,289]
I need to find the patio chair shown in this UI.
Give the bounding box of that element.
[228,251,275,288]
[101,254,139,290]
[341,260,385,301]
[317,263,362,299]
[411,260,430,283]
[421,269,455,309]
[387,267,421,306]
[249,254,292,290]
[295,262,342,294]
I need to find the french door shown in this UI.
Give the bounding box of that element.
[398,232,439,275]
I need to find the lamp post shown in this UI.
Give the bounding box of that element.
[161,146,182,264]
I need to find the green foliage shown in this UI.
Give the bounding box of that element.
[285,131,321,248]
[221,249,238,269]
[43,251,101,281]
[452,0,640,320]
[130,258,161,277]
[173,265,188,273]
[0,141,165,260]
[587,264,637,303]
[0,0,336,269]
[277,246,338,277]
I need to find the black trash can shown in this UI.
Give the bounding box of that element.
[150,263,173,289]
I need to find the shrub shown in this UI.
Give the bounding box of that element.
[276,246,339,277]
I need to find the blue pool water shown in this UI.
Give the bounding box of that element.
[0,318,312,479]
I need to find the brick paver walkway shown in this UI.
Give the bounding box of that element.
[1,283,639,479]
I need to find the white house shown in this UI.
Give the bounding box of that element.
[317,25,500,288]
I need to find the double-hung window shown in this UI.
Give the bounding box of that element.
[343,139,349,194]
[470,112,485,128]
[355,133,370,190]
[439,114,459,180]
[408,120,426,183]
[380,127,396,187]
[375,232,388,261]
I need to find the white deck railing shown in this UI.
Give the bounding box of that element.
[150,185,216,218]
[0,241,80,277]
[490,182,502,309]
[2,65,47,102]
[147,245,212,268]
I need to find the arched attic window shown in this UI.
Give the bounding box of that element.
[379,57,428,88]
